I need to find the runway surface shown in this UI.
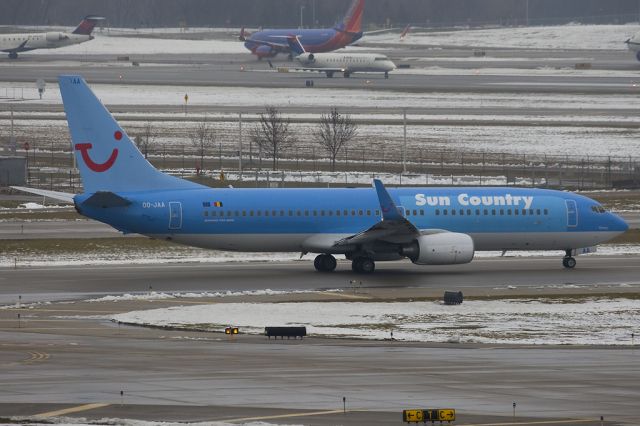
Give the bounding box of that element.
[0,257,639,424]
[1,255,639,304]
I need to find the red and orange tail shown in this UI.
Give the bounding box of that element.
[72,16,104,35]
[337,0,364,33]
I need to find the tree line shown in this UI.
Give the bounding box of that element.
[2,0,640,28]
[135,106,358,174]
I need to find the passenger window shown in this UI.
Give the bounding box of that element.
[443,209,448,216]
[475,209,480,216]
[500,209,504,215]
[212,211,217,216]
[336,210,341,216]
[451,209,456,216]
[529,209,534,215]
[459,209,464,216]
[492,209,496,216]
[296,210,301,216]
[366,210,371,216]
[351,210,356,216]
[321,210,325,216]
[265,210,270,216]
[420,210,424,216]
[522,209,526,216]
[257,210,261,216]
[375,210,380,216]
[235,210,240,216]
[204,211,208,217]
[544,209,549,215]
[272,210,277,216]
[304,210,309,216]
[435,209,440,216]
[358,210,363,216]
[328,210,333,216]
[313,210,317,216]
[242,210,246,217]
[536,209,541,215]
[406,210,411,216]
[344,210,348,216]
[514,209,519,216]
[467,209,471,216]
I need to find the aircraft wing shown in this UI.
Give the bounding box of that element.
[11,186,76,203]
[245,37,290,52]
[292,67,345,73]
[333,179,420,247]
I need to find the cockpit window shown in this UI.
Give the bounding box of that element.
[374,57,387,61]
[591,205,606,214]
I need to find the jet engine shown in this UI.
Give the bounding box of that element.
[299,53,315,63]
[46,32,66,42]
[400,233,474,265]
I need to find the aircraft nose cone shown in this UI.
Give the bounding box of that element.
[610,213,629,233]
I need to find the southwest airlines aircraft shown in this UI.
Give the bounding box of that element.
[0,16,104,59]
[14,76,628,274]
[286,35,396,78]
[240,0,364,59]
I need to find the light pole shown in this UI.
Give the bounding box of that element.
[300,5,305,29]
[525,0,529,26]
[402,108,407,174]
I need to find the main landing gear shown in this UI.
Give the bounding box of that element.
[352,256,375,274]
[314,254,337,272]
[8,52,18,59]
[562,249,576,269]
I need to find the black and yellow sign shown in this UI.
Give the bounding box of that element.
[402,408,456,423]
[225,327,239,335]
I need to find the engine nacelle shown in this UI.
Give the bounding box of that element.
[401,233,474,265]
[46,32,65,42]
[300,53,315,63]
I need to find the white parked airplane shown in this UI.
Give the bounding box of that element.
[0,16,104,59]
[285,35,396,78]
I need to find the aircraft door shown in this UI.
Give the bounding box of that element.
[565,200,578,228]
[169,201,182,230]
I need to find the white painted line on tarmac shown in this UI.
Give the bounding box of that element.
[34,403,109,418]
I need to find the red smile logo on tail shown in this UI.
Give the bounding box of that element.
[74,130,122,172]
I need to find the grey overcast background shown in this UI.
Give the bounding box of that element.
[1,0,640,28]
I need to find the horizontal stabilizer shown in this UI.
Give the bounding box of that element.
[11,186,75,203]
[82,191,131,208]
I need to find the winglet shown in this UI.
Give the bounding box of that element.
[372,179,403,221]
[286,35,306,56]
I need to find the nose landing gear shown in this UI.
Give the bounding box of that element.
[352,256,375,274]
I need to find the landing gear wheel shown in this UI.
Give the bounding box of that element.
[326,71,334,78]
[384,71,389,79]
[352,256,375,274]
[8,52,18,59]
[343,71,351,78]
[562,257,576,269]
[314,254,337,272]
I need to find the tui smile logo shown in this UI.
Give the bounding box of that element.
[74,131,122,172]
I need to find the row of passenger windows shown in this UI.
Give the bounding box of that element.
[203,208,549,218]
[205,209,382,218]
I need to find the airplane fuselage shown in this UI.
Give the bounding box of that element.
[244,28,363,57]
[0,31,92,54]
[295,52,395,76]
[75,186,627,254]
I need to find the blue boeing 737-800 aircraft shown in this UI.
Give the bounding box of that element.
[14,76,628,273]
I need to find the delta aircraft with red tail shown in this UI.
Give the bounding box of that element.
[240,0,364,59]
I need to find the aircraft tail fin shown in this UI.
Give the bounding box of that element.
[59,75,204,194]
[400,24,411,40]
[72,16,105,35]
[335,0,364,33]
[286,35,306,56]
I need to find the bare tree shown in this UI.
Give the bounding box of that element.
[251,105,293,171]
[314,108,357,172]
[134,121,155,159]
[189,117,216,175]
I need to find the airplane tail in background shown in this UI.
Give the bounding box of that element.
[286,35,306,56]
[335,0,364,33]
[59,75,203,194]
[72,16,104,35]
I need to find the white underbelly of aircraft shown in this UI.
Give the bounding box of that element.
[147,230,619,253]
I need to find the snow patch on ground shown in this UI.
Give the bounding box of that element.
[367,24,640,50]
[87,288,341,303]
[112,297,640,345]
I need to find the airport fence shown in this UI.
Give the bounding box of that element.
[14,143,640,192]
